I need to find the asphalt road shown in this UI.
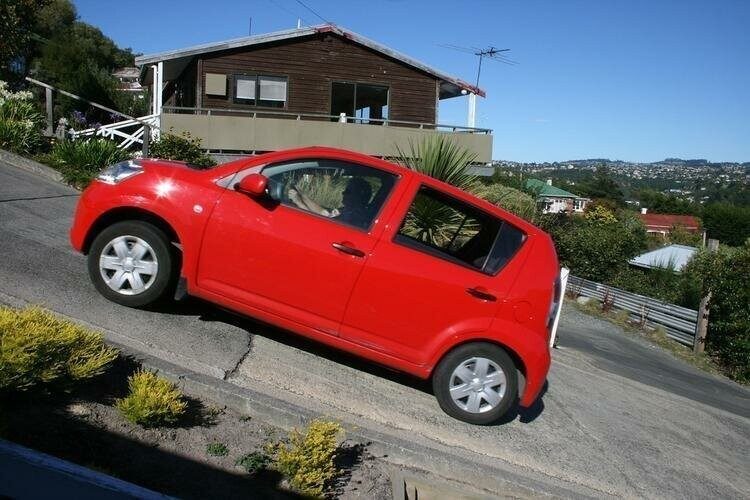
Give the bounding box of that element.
[1,160,749,498]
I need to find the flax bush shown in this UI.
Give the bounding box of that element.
[46,138,131,188]
[272,419,343,497]
[0,307,118,392]
[116,370,187,427]
[0,81,43,154]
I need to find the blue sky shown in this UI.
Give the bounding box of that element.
[72,0,749,163]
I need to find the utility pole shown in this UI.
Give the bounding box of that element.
[694,238,719,353]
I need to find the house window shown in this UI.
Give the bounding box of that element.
[331,82,388,124]
[233,74,287,107]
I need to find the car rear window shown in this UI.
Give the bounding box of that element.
[394,185,526,275]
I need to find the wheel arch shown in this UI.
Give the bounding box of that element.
[429,337,527,382]
[82,207,181,255]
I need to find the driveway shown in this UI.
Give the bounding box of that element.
[1,160,748,498]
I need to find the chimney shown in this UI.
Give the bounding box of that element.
[546,179,553,186]
[641,208,648,215]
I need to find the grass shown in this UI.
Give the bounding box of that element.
[116,370,187,427]
[572,297,725,378]
[206,442,229,457]
[236,451,271,474]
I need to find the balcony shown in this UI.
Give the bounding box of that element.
[161,107,493,162]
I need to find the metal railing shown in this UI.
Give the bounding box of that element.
[567,275,698,346]
[162,106,492,134]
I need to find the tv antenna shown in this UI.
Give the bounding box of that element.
[439,44,516,88]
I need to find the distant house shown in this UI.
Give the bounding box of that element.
[638,210,701,236]
[628,244,697,273]
[112,67,144,94]
[133,24,492,160]
[525,178,590,214]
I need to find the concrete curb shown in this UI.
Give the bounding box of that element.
[0,148,66,184]
[0,293,606,499]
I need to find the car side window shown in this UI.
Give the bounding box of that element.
[261,159,398,231]
[395,186,526,274]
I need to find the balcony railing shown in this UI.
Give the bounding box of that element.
[162,106,492,134]
[161,106,493,161]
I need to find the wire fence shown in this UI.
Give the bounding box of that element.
[567,275,698,346]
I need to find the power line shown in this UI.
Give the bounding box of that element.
[293,0,330,24]
[266,0,310,25]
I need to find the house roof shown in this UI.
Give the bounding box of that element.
[525,178,582,199]
[639,213,701,231]
[628,244,697,272]
[134,24,484,99]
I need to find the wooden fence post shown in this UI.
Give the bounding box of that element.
[694,238,719,353]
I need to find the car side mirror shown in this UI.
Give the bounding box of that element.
[235,173,268,198]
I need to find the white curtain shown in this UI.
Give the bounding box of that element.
[259,76,287,101]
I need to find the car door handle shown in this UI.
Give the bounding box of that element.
[466,286,497,302]
[332,242,365,258]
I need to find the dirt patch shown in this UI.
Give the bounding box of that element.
[0,358,393,499]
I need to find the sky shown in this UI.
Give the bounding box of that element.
[72,0,750,163]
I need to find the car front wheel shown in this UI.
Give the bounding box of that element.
[87,221,177,308]
[432,342,518,425]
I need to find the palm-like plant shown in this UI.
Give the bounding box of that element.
[395,136,483,247]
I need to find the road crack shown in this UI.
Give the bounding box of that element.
[224,334,253,380]
[0,194,79,203]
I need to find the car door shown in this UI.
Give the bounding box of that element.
[340,181,526,365]
[197,158,399,335]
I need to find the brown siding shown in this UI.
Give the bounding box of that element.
[199,33,437,124]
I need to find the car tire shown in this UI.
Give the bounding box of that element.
[87,221,177,308]
[432,342,518,425]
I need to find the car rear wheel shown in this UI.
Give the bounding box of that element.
[432,342,518,425]
[87,221,177,308]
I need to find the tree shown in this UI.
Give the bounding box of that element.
[575,165,625,206]
[481,183,537,222]
[702,203,750,247]
[0,0,47,82]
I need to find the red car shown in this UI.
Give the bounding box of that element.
[70,146,560,424]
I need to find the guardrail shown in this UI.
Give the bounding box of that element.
[567,275,698,346]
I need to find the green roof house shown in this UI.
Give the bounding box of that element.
[525,178,590,214]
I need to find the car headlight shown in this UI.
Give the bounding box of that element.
[97,160,143,184]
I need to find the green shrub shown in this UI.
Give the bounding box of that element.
[480,183,537,222]
[236,451,271,474]
[116,370,187,427]
[148,131,216,168]
[46,138,131,188]
[0,81,43,154]
[272,419,343,497]
[688,242,750,383]
[0,306,118,391]
[206,442,229,457]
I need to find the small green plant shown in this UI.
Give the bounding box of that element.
[46,138,131,188]
[0,81,43,154]
[206,442,229,457]
[116,370,187,427]
[271,419,343,497]
[236,451,271,474]
[0,306,118,392]
[148,131,216,168]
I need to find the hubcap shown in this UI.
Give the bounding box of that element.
[449,357,507,414]
[99,235,158,296]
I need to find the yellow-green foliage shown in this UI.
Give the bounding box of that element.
[0,307,118,391]
[116,370,187,427]
[273,419,343,497]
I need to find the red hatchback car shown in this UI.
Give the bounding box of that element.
[70,146,560,424]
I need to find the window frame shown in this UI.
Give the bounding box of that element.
[392,184,526,276]
[232,73,289,109]
[260,158,400,233]
[330,80,390,124]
